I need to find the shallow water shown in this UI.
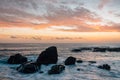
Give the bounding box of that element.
[0,43,120,80]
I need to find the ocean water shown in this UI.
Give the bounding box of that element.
[0,43,120,80]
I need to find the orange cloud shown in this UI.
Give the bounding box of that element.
[0,0,119,32]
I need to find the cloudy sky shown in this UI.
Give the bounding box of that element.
[0,0,120,43]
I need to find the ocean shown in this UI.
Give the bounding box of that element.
[0,43,120,80]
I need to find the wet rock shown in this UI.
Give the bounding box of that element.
[88,61,96,64]
[107,48,120,52]
[93,48,107,52]
[98,64,111,70]
[76,60,83,63]
[48,65,65,74]
[17,62,40,73]
[36,46,58,65]
[39,71,44,73]
[77,68,81,71]
[65,56,76,65]
[8,54,27,64]
[71,49,82,52]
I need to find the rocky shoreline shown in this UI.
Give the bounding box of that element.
[7,46,111,75]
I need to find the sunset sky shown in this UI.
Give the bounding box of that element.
[0,0,120,43]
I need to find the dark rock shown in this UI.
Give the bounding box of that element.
[17,62,40,73]
[36,46,58,65]
[65,56,76,65]
[77,68,81,71]
[71,49,82,52]
[88,61,96,64]
[76,60,83,63]
[80,47,92,51]
[39,71,44,73]
[8,54,27,64]
[93,48,107,52]
[98,64,111,70]
[107,48,120,52]
[48,65,65,74]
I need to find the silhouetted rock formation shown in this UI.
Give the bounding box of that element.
[71,49,82,52]
[17,62,40,73]
[88,61,96,64]
[98,64,111,70]
[36,46,58,65]
[48,65,65,74]
[71,47,120,53]
[71,47,92,52]
[65,56,76,65]
[76,60,83,63]
[93,47,107,52]
[107,48,120,52]
[8,54,27,64]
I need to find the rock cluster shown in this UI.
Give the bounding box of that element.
[98,64,111,70]
[7,46,111,74]
[8,54,27,64]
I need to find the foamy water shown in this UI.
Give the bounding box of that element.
[0,43,120,80]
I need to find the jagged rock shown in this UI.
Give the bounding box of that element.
[36,46,58,65]
[65,56,76,65]
[8,54,27,64]
[48,65,65,74]
[98,64,111,70]
[17,62,40,73]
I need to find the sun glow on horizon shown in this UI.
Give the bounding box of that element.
[0,0,120,43]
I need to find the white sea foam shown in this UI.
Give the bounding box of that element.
[0,56,120,80]
[0,43,120,80]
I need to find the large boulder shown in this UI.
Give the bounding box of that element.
[98,64,111,70]
[48,65,65,74]
[65,56,76,65]
[17,62,40,73]
[8,54,27,64]
[36,46,58,65]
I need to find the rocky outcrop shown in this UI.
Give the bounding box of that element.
[98,64,111,70]
[36,46,58,65]
[17,62,40,73]
[8,54,27,64]
[65,56,76,65]
[48,65,65,74]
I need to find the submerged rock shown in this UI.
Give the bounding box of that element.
[93,48,107,52]
[36,46,58,65]
[88,61,96,64]
[8,54,27,64]
[39,71,44,73]
[98,64,111,70]
[71,49,82,52]
[65,56,76,65]
[107,48,120,52]
[77,68,81,71]
[48,65,65,74]
[76,60,83,63]
[17,62,40,73]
